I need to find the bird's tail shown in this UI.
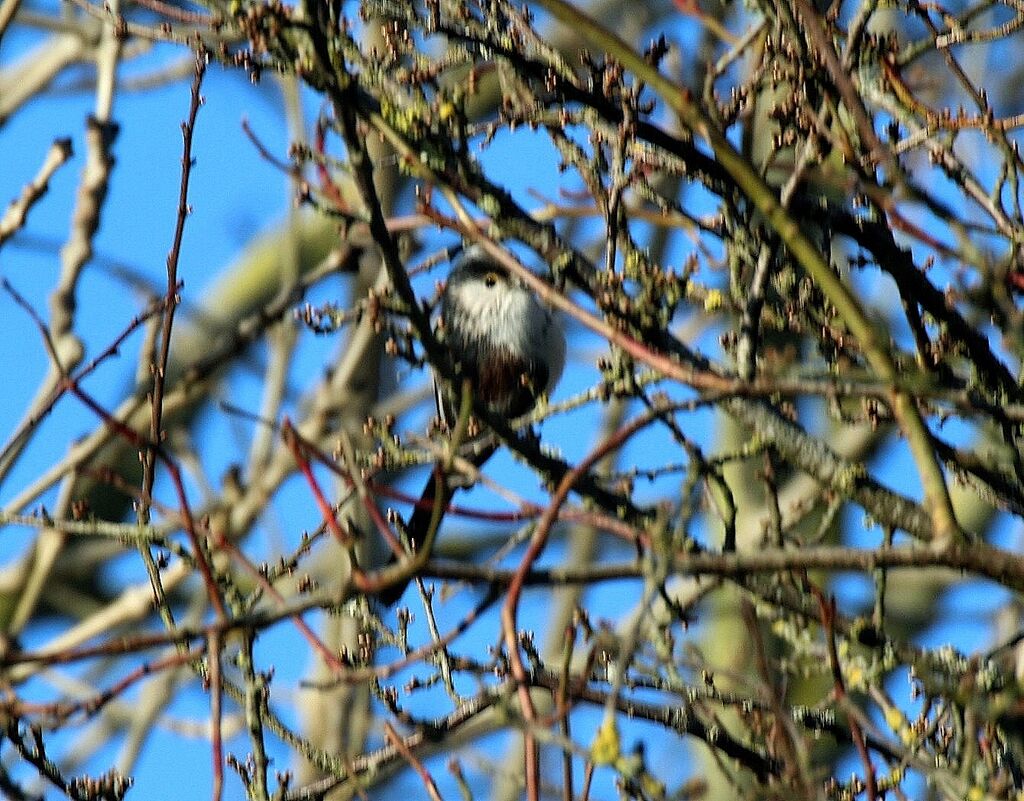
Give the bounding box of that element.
[376,442,497,605]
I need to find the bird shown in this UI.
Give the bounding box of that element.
[377,247,566,604]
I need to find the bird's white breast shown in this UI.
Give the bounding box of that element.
[447,275,565,394]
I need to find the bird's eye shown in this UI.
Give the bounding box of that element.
[484,272,499,288]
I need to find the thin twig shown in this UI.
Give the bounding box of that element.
[0,138,74,246]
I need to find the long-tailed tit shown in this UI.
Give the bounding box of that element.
[437,249,565,423]
[377,248,566,604]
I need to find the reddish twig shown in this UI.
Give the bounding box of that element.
[125,51,229,637]
[811,585,878,801]
[314,113,349,212]
[281,419,531,525]
[501,408,663,801]
[63,380,226,619]
[0,281,168,477]
[282,419,355,548]
[1,593,338,669]
[208,631,224,801]
[580,760,595,801]
[241,117,303,179]
[7,645,204,725]
[244,412,648,546]
[282,418,430,597]
[2,277,66,374]
[214,534,348,674]
[433,212,743,397]
[383,722,445,801]
[301,589,497,687]
[141,50,205,531]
